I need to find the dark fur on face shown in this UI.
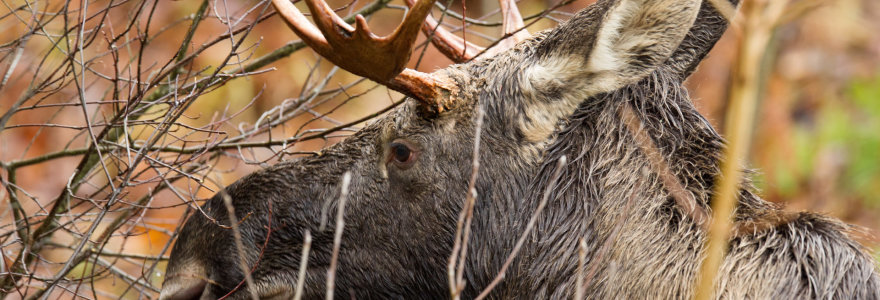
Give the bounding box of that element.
[161,0,880,299]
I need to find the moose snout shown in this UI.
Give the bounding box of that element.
[159,272,207,300]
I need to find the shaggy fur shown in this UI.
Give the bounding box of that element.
[161,0,880,299]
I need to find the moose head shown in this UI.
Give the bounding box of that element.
[160,0,880,299]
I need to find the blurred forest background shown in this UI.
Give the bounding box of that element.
[0,0,878,298]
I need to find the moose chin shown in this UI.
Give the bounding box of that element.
[160,0,880,299]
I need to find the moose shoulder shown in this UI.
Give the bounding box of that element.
[160,0,880,299]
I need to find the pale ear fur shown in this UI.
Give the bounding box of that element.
[515,0,700,143]
[585,0,702,91]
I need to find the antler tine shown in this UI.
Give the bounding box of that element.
[500,0,528,40]
[404,0,483,63]
[302,0,357,41]
[302,0,438,73]
[272,0,333,55]
[405,0,530,62]
[273,0,455,109]
[484,0,530,57]
[420,9,484,63]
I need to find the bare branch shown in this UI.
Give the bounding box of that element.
[475,155,568,300]
[221,191,259,300]
[326,172,351,300]
[293,230,312,300]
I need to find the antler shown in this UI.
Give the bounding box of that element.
[272,0,452,110]
[405,0,530,63]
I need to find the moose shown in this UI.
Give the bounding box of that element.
[160,0,880,299]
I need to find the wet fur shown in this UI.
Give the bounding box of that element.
[163,0,880,299]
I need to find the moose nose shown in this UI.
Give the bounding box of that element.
[159,275,207,300]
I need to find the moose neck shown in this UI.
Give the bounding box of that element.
[450,1,746,297]
[463,65,755,298]
[473,63,785,298]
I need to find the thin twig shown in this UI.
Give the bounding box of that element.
[620,104,709,228]
[448,107,485,299]
[221,191,259,300]
[475,155,568,300]
[694,0,789,299]
[326,172,351,300]
[575,238,587,300]
[293,230,312,300]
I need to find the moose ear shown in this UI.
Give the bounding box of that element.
[522,0,701,99]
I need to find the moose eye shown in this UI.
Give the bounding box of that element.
[388,140,418,169]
